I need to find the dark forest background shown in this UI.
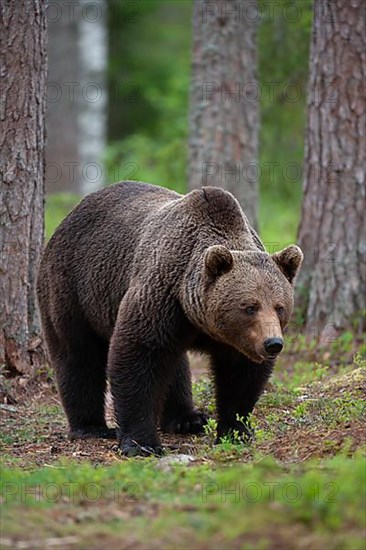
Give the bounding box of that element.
[47,0,312,248]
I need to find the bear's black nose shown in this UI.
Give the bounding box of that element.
[264,337,284,355]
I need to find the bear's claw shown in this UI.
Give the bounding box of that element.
[118,440,164,457]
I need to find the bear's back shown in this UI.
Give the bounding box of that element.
[38,182,181,338]
[43,181,180,260]
[59,180,180,233]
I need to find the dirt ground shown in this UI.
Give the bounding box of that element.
[1,349,365,468]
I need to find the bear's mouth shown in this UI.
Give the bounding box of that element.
[243,349,271,365]
[252,350,281,364]
[264,352,279,360]
[234,344,281,365]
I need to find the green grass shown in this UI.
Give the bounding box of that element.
[278,360,330,390]
[1,454,365,549]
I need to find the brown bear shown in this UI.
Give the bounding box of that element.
[37,181,303,456]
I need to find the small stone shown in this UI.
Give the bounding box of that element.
[157,454,195,471]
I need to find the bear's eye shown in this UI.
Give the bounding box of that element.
[244,305,258,316]
[276,306,285,316]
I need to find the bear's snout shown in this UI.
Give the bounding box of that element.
[263,337,284,356]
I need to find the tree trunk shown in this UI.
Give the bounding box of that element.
[188,0,259,229]
[297,0,365,340]
[46,0,107,195]
[77,0,108,195]
[46,0,80,194]
[0,0,47,374]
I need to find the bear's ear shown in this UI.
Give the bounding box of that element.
[204,245,233,278]
[272,245,303,284]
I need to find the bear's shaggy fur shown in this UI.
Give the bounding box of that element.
[37,181,303,455]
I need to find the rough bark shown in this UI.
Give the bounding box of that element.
[46,0,107,195]
[297,0,366,339]
[189,0,259,229]
[0,0,47,374]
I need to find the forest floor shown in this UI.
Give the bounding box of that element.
[1,333,365,549]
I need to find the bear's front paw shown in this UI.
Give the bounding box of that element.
[118,439,164,457]
[162,410,208,435]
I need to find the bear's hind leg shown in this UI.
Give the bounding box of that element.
[46,319,115,440]
[160,354,208,435]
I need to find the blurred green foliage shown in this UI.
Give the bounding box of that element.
[45,193,80,239]
[107,0,312,245]
[106,0,192,193]
[258,0,312,245]
[46,0,313,245]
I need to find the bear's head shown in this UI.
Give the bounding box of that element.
[192,245,303,363]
